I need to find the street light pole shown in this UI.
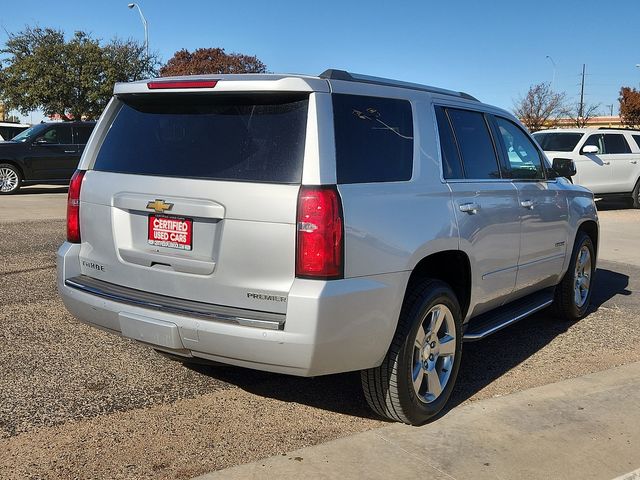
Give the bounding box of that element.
[546,55,556,89]
[127,3,148,59]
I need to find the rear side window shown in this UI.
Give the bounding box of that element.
[435,106,464,179]
[333,94,413,184]
[74,125,94,145]
[633,135,640,150]
[446,108,500,179]
[94,94,309,184]
[603,134,631,154]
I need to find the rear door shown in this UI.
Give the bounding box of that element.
[604,133,636,193]
[436,106,521,316]
[27,124,77,180]
[492,116,569,293]
[79,91,311,314]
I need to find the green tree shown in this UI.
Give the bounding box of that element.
[0,26,157,120]
[619,87,640,128]
[160,48,266,76]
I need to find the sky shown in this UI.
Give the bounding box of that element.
[1,0,639,123]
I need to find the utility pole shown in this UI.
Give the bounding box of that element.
[579,64,586,120]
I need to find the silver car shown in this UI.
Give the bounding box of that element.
[57,70,598,425]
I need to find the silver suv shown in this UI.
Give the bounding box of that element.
[57,70,599,425]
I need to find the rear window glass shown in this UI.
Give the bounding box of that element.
[333,94,413,184]
[533,132,583,152]
[603,134,631,154]
[93,94,309,184]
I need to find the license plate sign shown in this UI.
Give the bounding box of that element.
[148,214,193,251]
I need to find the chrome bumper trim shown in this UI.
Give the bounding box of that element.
[64,275,285,330]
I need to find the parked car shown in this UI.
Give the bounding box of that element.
[533,128,640,208]
[0,121,30,142]
[57,71,598,425]
[0,121,96,194]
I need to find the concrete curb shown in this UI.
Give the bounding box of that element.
[194,362,640,480]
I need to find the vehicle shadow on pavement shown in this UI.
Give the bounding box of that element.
[446,267,630,416]
[188,268,629,423]
[17,186,68,194]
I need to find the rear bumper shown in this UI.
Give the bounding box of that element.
[57,242,407,376]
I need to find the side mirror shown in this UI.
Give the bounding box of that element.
[552,157,577,179]
[581,145,599,154]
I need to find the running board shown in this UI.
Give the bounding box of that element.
[463,288,554,342]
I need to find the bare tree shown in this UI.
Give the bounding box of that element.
[560,102,601,128]
[513,82,566,132]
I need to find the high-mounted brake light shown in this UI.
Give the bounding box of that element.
[67,170,86,243]
[296,186,344,279]
[147,80,218,90]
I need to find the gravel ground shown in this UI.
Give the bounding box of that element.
[0,213,639,479]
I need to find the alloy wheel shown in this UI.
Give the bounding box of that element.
[0,167,19,193]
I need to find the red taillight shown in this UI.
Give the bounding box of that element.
[147,80,218,89]
[67,170,86,243]
[296,186,343,279]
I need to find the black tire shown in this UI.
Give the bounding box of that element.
[632,177,640,209]
[0,163,21,195]
[552,231,595,321]
[361,279,463,425]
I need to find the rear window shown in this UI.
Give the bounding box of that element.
[93,93,309,184]
[333,94,413,184]
[533,132,583,152]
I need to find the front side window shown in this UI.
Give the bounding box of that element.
[446,108,500,179]
[35,125,73,144]
[603,134,631,154]
[582,134,604,154]
[333,94,414,184]
[495,117,544,180]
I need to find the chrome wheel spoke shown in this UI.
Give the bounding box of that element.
[414,324,426,350]
[439,335,456,356]
[426,368,442,398]
[412,364,425,393]
[430,306,444,333]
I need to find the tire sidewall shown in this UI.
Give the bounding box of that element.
[0,163,21,195]
[568,233,596,318]
[396,283,463,425]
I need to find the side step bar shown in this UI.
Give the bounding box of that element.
[463,288,554,342]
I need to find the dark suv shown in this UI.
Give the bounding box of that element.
[0,121,96,194]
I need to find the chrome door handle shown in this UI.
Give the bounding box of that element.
[520,200,535,209]
[604,161,611,165]
[459,202,480,214]
[64,150,76,153]
[631,160,638,164]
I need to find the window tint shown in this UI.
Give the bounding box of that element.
[94,94,309,184]
[0,125,28,140]
[74,125,94,144]
[333,94,413,184]
[633,135,640,150]
[435,106,463,179]
[533,132,583,152]
[495,118,544,180]
[603,134,631,154]
[582,134,604,154]
[35,125,72,144]
[446,108,500,179]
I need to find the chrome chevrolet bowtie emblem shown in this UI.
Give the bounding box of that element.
[146,199,173,213]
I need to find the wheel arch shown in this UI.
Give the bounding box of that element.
[577,219,599,257]
[405,250,471,320]
[0,160,25,181]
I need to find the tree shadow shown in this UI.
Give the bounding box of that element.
[184,267,630,422]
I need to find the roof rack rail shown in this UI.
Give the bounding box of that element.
[597,126,640,131]
[319,69,479,102]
